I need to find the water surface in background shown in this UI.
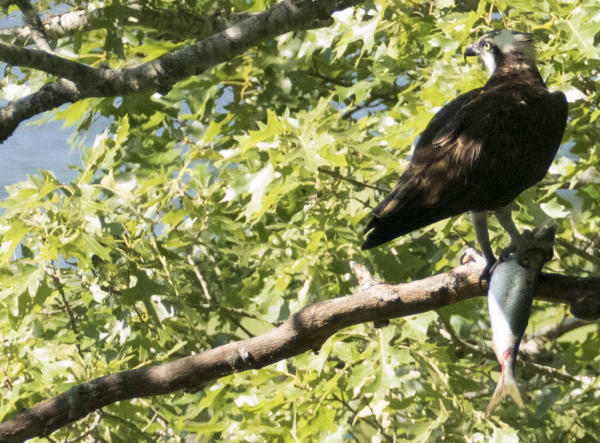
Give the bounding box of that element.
[0,118,82,199]
[0,5,84,199]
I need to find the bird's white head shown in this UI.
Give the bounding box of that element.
[464,30,536,74]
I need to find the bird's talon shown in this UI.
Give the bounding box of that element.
[460,250,471,265]
[461,248,485,265]
[479,257,497,288]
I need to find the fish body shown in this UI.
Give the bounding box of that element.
[486,255,534,416]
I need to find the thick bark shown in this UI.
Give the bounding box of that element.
[0,79,81,142]
[0,254,598,442]
[0,5,256,45]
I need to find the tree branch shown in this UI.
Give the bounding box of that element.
[0,40,95,80]
[0,0,361,143]
[318,166,391,193]
[0,4,257,46]
[1,254,599,441]
[538,273,600,320]
[13,0,53,52]
[527,316,591,341]
[0,79,81,142]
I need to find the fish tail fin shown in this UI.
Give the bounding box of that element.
[485,370,524,417]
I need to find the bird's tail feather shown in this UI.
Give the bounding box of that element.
[362,215,421,250]
[362,207,453,250]
[485,369,524,417]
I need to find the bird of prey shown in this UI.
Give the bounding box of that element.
[362,30,568,273]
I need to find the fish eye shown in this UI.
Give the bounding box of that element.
[480,40,492,51]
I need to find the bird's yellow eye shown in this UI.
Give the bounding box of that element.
[481,40,492,51]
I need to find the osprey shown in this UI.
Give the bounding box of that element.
[362,30,568,272]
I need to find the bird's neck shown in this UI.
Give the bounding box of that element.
[487,52,546,88]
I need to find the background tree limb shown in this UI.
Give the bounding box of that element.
[0,4,256,45]
[0,256,598,442]
[12,0,52,52]
[0,0,361,143]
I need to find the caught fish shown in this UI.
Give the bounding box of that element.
[485,253,534,416]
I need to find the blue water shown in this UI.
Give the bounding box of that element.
[1,6,82,198]
[0,117,82,198]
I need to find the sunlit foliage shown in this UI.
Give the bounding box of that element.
[0,0,599,440]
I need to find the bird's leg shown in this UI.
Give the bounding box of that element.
[496,205,556,268]
[471,211,496,279]
[495,204,521,241]
[494,204,529,261]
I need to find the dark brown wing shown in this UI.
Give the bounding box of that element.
[414,88,484,152]
[362,84,567,250]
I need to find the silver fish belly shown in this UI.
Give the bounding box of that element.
[486,254,534,416]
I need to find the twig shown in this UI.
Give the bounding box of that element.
[2,364,13,390]
[186,254,268,323]
[308,69,353,88]
[14,0,53,52]
[526,316,591,341]
[341,98,381,119]
[132,304,158,335]
[350,261,377,287]
[100,411,155,442]
[331,393,393,442]
[350,196,375,210]
[317,166,390,193]
[523,360,590,384]
[50,263,84,360]
[556,238,600,265]
[141,411,159,433]
[186,254,213,303]
[438,314,479,354]
[63,412,102,443]
[185,257,264,336]
[464,388,492,400]
[195,302,266,323]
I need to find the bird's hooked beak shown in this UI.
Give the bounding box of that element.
[464,44,477,62]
